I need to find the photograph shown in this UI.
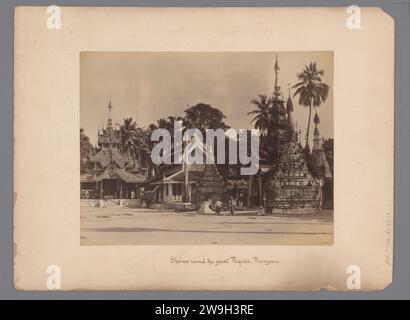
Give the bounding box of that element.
[11,5,398,293]
[80,51,334,245]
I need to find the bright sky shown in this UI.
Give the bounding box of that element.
[80,52,333,146]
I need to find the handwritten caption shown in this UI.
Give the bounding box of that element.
[169,256,280,267]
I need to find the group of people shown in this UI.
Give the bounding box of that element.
[209,196,268,217]
[212,197,237,216]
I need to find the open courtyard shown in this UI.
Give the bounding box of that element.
[80,201,333,245]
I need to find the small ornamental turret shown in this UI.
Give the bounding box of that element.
[286,84,294,112]
[286,84,294,140]
[310,110,332,179]
[314,111,320,125]
[97,97,122,149]
[313,111,321,150]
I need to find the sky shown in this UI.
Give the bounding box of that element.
[80,51,333,146]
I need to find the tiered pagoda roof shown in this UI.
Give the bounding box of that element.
[266,134,323,212]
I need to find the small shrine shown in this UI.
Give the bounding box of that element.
[265,132,323,214]
[196,164,226,202]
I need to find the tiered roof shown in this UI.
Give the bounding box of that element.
[266,134,323,211]
[82,98,146,184]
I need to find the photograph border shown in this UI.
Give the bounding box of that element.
[2,0,409,299]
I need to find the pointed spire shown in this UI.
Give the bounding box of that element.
[286,83,293,112]
[108,95,113,113]
[273,53,281,99]
[313,111,321,142]
[107,95,113,129]
[314,111,320,125]
[274,53,280,72]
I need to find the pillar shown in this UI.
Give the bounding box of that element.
[168,184,172,197]
[248,175,253,208]
[100,180,103,199]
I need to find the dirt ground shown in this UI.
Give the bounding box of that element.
[80,202,333,245]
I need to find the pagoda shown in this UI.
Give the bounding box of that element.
[80,98,146,199]
[196,164,226,202]
[310,112,332,179]
[309,111,333,209]
[265,55,324,214]
[271,54,290,162]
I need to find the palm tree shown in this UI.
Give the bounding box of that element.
[133,127,151,169]
[120,117,137,156]
[292,62,329,149]
[247,94,272,137]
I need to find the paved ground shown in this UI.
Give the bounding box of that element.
[80,202,334,245]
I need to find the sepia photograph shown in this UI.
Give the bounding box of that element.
[12,6,396,291]
[80,51,334,245]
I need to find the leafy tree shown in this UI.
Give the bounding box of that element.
[149,116,184,138]
[183,103,229,135]
[80,128,95,173]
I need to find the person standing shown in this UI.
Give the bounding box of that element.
[229,196,236,216]
[215,198,222,216]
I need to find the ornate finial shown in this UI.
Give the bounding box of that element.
[106,95,113,129]
[274,53,280,73]
[108,95,113,112]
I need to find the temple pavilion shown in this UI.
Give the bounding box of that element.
[141,134,226,209]
[80,99,146,199]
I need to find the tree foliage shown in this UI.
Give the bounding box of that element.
[292,62,329,148]
[183,103,229,135]
[80,128,95,173]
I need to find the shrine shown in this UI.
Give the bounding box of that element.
[265,131,324,214]
[264,56,331,214]
[80,99,146,199]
